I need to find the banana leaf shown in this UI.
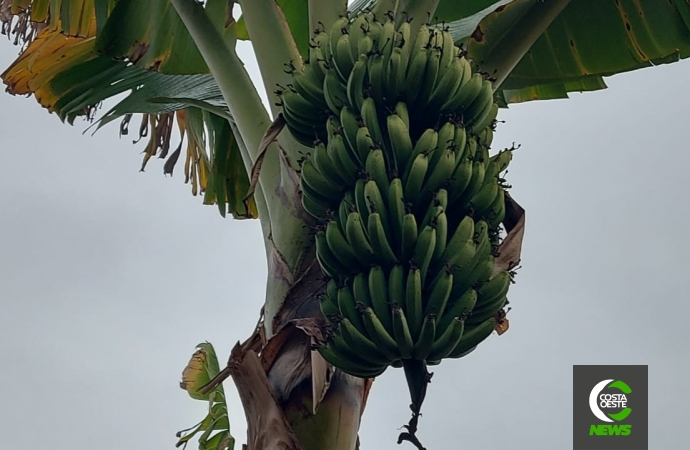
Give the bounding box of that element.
[452,0,690,103]
[0,0,256,218]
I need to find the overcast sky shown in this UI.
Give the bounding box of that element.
[1,26,689,450]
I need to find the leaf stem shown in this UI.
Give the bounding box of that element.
[481,0,572,90]
[237,0,302,119]
[169,0,278,252]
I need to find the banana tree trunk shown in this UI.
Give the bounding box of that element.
[211,259,370,450]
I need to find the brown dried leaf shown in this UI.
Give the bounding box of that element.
[243,114,286,204]
[494,191,525,275]
[310,348,333,414]
[261,324,299,373]
[227,343,305,450]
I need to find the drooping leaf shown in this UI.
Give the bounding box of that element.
[0,1,256,219]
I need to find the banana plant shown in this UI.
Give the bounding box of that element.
[2,0,689,449]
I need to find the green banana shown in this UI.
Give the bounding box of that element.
[352,272,372,308]
[469,271,511,324]
[403,45,429,104]
[427,317,465,361]
[361,97,385,147]
[327,133,360,184]
[348,13,371,57]
[347,54,368,112]
[447,157,473,203]
[301,187,330,218]
[367,212,399,267]
[427,54,464,114]
[333,32,355,83]
[318,340,385,378]
[301,158,343,201]
[489,149,513,175]
[291,68,328,110]
[413,315,436,360]
[323,69,349,115]
[448,317,497,358]
[345,212,376,266]
[395,101,410,130]
[392,303,415,359]
[360,305,400,360]
[442,71,482,114]
[472,102,499,134]
[430,209,448,265]
[340,106,363,165]
[387,112,413,171]
[339,317,391,366]
[329,16,350,57]
[413,225,436,286]
[320,292,340,318]
[367,52,385,105]
[403,152,429,205]
[363,179,389,229]
[385,47,402,102]
[437,29,457,81]
[413,46,441,112]
[452,159,486,206]
[379,18,397,61]
[436,288,477,333]
[464,80,494,129]
[316,230,350,279]
[326,279,339,304]
[408,128,438,168]
[365,148,390,196]
[388,263,406,305]
[487,187,506,229]
[470,179,499,218]
[440,215,475,266]
[387,178,406,250]
[451,254,496,302]
[421,148,455,199]
[453,125,468,160]
[313,141,346,185]
[357,33,374,57]
[401,213,418,263]
[368,265,393,332]
[354,178,370,226]
[326,220,363,270]
[397,19,412,67]
[355,126,375,164]
[423,268,453,318]
[337,284,367,333]
[405,266,423,340]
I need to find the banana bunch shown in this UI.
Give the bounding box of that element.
[281,12,497,146]
[283,12,517,382]
[309,122,515,378]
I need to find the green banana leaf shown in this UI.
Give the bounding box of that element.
[455,0,690,103]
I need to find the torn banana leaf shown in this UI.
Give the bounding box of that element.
[178,343,235,450]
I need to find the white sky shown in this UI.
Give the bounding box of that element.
[1,24,689,450]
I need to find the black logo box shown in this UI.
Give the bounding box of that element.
[573,365,648,450]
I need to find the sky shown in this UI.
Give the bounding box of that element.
[1,21,689,450]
